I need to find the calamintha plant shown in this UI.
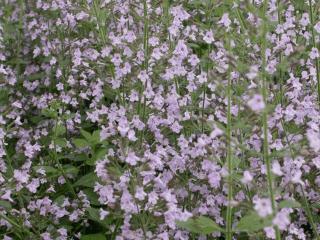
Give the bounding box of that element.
[0,0,320,239]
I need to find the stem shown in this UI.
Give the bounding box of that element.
[300,185,320,240]
[277,0,284,105]
[226,38,233,240]
[163,0,170,35]
[3,138,24,208]
[53,120,77,198]
[0,212,35,238]
[308,0,320,106]
[281,122,320,240]
[261,1,281,239]
[235,1,247,32]
[139,0,149,145]
[201,44,211,133]
[92,0,107,45]
[201,83,207,133]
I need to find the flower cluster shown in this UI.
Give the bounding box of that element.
[0,0,320,239]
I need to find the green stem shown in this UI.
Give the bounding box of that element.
[226,38,233,240]
[308,0,320,106]
[0,213,34,238]
[201,43,211,133]
[277,0,284,105]
[300,185,320,240]
[281,122,319,240]
[2,138,24,208]
[139,0,149,145]
[53,120,77,198]
[261,1,281,239]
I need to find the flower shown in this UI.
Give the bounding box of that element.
[248,94,265,112]
[254,198,273,217]
[306,129,320,152]
[218,13,231,28]
[203,30,214,44]
[273,210,290,230]
[272,161,283,176]
[241,171,253,184]
[315,21,320,33]
[197,72,208,84]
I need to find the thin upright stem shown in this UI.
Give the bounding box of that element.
[300,185,320,240]
[261,1,281,239]
[139,0,149,146]
[226,38,233,240]
[281,121,320,240]
[277,0,284,105]
[308,0,320,105]
[53,121,77,199]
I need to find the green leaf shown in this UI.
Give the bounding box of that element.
[63,165,79,176]
[236,212,272,233]
[176,216,223,235]
[232,157,241,168]
[87,207,102,222]
[83,189,100,205]
[78,129,101,146]
[55,124,66,136]
[86,148,107,166]
[80,129,93,141]
[0,89,9,106]
[30,115,43,124]
[33,166,58,176]
[74,172,99,188]
[41,108,57,118]
[279,199,301,209]
[92,130,101,144]
[27,72,46,81]
[55,138,67,147]
[80,233,106,240]
[0,200,12,210]
[196,216,224,234]
[176,218,200,234]
[86,207,112,228]
[73,138,88,148]
[54,195,66,205]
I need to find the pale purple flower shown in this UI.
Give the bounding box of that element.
[125,151,139,166]
[254,198,273,217]
[272,161,283,176]
[309,47,319,60]
[218,13,231,28]
[14,170,30,183]
[99,208,109,220]
[197,72,207,84]
[306,129,320,152]
[273,210,290,230]
[241,171,253,184]
[264,227,276,239]
[203,30,214,44]
[248,94,265,112]
[315,21,320,33]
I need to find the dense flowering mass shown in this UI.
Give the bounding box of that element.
[1,0,320,239]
